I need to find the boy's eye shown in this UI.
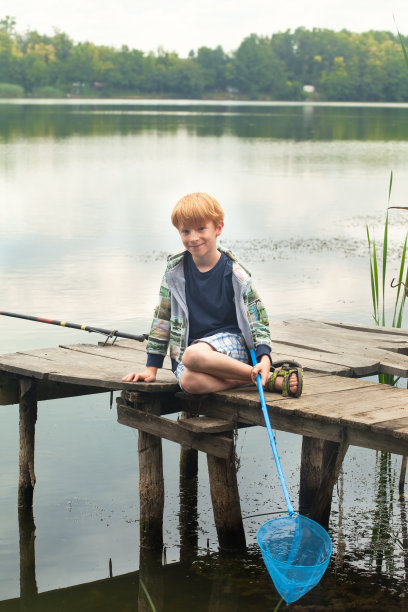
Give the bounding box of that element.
[198,227,205,231]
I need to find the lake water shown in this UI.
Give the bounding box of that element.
[0,100,407,610]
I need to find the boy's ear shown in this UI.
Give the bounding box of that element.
[216,222,224,236]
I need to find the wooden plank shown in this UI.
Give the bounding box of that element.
[371,417,408,437]
[106,339,148,351]
[60,343,150,364]
[0,377,106,405]
[319,319,408,337]
[188,396,408,455]
[177,416,236,433]
[0,353,50,379]
[347,427,408,455]
[0,346,177,392]
[272,326,408,376]
[351,405,408,426]
[273,344,376,376]
[274,319,408,354]
[273,352,352,375]
[17,345,147,372]
[117,404,233,459]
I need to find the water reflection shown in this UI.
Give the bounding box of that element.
[1,102,408,142]
[2,510,407,612]
[368,451,408,582]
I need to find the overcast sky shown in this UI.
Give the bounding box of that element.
[2,0,408,57]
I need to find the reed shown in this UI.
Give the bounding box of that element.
[366,172,408,385]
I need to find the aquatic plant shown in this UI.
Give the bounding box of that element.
[366,172,408,385]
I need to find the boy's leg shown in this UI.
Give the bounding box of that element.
[183,341,252,380]
[180,341,299,395]
[180,342,251,394]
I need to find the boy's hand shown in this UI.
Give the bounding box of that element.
[250,354,271,387]
[121,367,157,383]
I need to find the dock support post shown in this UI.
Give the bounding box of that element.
[123,392,165,612]
[138,429,164,551]
[19,508,38,602]
[180,445,198,479]
[179,470,198,565]
[299,436,324,515]
[179,412,199,565]
[138,544,164,612]
[207,442,246,552]
[309,438,349,528]
[137,396,164,552]
[18,378,37,509]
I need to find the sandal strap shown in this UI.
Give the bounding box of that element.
[267,362,303,398]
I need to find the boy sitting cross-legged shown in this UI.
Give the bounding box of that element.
[122,192,302,396]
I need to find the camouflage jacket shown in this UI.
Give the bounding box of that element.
[146,245,272,370]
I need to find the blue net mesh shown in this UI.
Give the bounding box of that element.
[257,514,332,604]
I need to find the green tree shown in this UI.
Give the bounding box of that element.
[232,34,289,98]
[195,45,228,92]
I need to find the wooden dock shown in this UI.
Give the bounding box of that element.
[1,318,408,542]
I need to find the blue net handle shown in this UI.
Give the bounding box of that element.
[250,349,294,516]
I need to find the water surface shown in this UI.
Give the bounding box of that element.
[0,100,407,610]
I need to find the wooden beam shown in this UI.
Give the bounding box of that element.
[137,397,164,552]
[117,404,233,460]
[207,448,246,552]
[187,396,408,456]
[179,412,198,480]
[177,415,236,433]
[299,436,324,515]
[309,437,349,528]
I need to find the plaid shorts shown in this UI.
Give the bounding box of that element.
[175,331,249,390]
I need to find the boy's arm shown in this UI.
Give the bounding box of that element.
[122,270,171,383]
[145,271,172,365]
[243,281,272,358]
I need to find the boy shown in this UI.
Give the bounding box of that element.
[122,193,301,396]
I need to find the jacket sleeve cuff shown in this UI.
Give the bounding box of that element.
[146,353,165,369]
[255,344,272,363]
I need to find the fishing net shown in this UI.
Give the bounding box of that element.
[257,514,332,604]
[249,349,332,604]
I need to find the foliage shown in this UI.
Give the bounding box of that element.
[0,81,23,96]
[1,20,408,100]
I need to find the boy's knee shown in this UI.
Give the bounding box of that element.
[182,344,210,370]
[179,370,202,394]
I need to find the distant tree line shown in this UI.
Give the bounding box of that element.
[1,16,408,101]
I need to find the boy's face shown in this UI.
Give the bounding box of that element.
[178,219,223,259]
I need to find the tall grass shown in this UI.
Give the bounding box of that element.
[366,172,408,385]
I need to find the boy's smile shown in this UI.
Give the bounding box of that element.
[179,220,223,269]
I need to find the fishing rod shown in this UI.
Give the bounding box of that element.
[0,310,147,343]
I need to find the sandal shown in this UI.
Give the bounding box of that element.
[266,360,303,398]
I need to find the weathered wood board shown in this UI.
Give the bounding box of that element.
[1,319,408,456]
[0,342,178,403]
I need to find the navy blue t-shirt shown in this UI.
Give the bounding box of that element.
[184,251,241,343]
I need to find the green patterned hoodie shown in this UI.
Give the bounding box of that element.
[146,245,271,371]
